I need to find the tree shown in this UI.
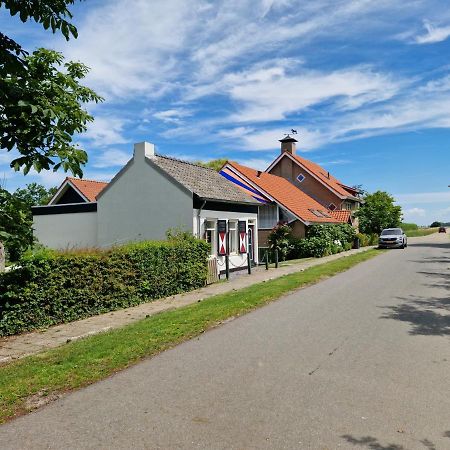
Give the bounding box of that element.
[1,1,103,177]
[0,188,33,261]
[14,182,57,206]
[196,159,228,172]
[356,191,402,235]
[0,183,57,261]
[430,221,441,228]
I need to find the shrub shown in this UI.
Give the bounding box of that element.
[289,236,333,258]
[267,223,293,261]
[0,238,210,336]
[356,233,370,247]
[307,223,356,244]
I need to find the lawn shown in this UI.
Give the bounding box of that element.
[0,249,381,423]
[405,228,438,237]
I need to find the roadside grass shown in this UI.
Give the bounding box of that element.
[405,228,438,237]
[0,249,381,424]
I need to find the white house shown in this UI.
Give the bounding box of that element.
[32,142,260,272]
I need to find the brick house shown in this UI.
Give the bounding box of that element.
[267,135,363,213]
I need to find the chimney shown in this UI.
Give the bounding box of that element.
[134,141,155,160]
[279,135,298,155]
[256,170,262,178]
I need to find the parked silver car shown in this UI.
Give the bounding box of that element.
[378,228,408,249]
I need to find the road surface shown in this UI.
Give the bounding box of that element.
[1,233,449,449]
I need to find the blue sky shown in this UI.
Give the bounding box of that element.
[1,0,450,225]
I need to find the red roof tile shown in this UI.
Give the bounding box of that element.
[330,209,352,223]
[227,162,339,224]
[66,177,108,202]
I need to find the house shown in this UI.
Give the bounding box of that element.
[32,142,260,272]
[267,135,363,212]
[220,161,344,247]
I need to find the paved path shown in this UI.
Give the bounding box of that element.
[0,246,373,364]
[1,233,449,449]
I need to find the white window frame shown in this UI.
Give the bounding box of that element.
[296,173,306,183]
[204,219,217,256]
[228,220,238,255]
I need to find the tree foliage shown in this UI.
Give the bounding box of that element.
[267,223,292,260]
[430,221,441,228]
[196,159,228,172]
[0,183,57,261]
[0,188,33,261]
[356,191,402,235]
[0,1,103,177]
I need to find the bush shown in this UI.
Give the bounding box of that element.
[288,224,356,259]
[267,223,293,261]
[356,233,370,247]
[0,238,210,336]
[289,237,332,258]
[307,223,356,244]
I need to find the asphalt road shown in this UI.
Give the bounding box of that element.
[1,233,450,449]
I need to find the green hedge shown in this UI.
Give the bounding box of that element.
[0,239,210,336]
[289,224,356,259]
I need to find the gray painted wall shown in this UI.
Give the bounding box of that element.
[97,143,193,247]
[33,211,98,249]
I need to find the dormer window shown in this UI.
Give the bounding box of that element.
[328,203,337,211]
[296,173,306,183]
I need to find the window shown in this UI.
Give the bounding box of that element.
[328,203,337,211]
[228,220,238,254]
[309,209,330,218]
[343,201,355,211]
[204,220,217,255]
[296,173,306,183]
[259,204,278,229]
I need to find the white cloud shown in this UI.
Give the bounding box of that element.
[82,116,128,147]
[223,65,402,123]
[414,20,450,44]
[395,192,450,205]
[403,207,426,217]
[92,149,132,169]
[153,109,193,124]
[61,0,203,99]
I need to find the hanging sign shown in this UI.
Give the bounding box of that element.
[217,220,228,255]
[238,220,247,254]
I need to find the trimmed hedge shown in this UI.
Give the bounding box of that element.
[0,239,210,336]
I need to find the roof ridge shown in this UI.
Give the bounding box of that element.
[67,176,109,185]
[155,154,217,172]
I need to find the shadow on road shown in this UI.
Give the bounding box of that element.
[341,434,441,450]
[408,242,450,250]
[380,251,450,335]
[380,295,450,336]
[341,434,405,449]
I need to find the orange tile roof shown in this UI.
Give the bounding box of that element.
[66,177,108,202]
[330,209,352,223]
[227,162,339,224]
[290,154,355,199]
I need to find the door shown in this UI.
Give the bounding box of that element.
[248,225,255,263]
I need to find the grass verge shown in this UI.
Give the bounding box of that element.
[405,228,438,237]
[0,249,381,423]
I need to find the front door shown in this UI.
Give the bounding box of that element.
[248,225,255,263]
